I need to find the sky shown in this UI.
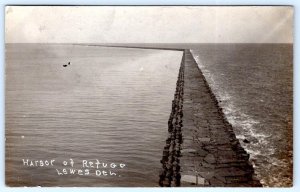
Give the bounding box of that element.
[5,6,293,43]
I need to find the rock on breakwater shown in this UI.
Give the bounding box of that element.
[159,53,185,187]
[159,50,262,187]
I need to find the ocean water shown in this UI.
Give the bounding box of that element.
[191,44,293,187]
[5,44,183,186]
[5,43,293,187]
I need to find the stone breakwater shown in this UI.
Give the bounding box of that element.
[159,50,262,187]
[158,53,185,187]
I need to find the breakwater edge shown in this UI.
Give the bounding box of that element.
[159,49,262,187]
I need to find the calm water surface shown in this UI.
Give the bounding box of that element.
[5,44,183,186]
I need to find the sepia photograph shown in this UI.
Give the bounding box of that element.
[5,6,293,187]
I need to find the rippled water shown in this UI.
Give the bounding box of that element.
[191,44,293,187]
[5,43,293,187]
[5,44,183,186]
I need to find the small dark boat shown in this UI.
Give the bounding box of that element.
[63,62,71,67]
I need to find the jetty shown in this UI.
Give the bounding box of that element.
[159,50,262,187]
[77,44,262,187]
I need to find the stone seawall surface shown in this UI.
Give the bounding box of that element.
[159,50,262,187]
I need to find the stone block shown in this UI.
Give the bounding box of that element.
[199,171,215,179]
[181,174,206,185]
[204,154,216,164]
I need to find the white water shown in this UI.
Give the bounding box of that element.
[191,45,292,187]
